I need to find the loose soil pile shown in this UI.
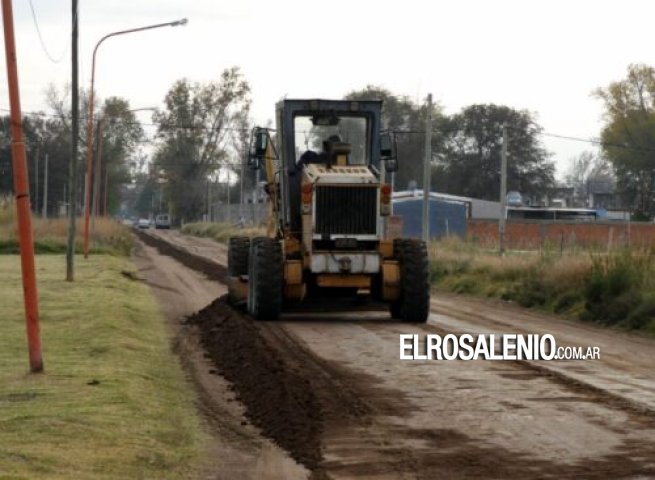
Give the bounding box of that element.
[137,230,372,470]
[186,296,324,469]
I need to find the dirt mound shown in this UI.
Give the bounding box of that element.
[186,296,324,469]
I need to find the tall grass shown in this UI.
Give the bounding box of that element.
[0,198,131,255]
[0,195,14,225]
[429,236,655,333]
[583,252,655,329]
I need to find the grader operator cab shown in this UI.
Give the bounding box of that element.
[227,99,429,322]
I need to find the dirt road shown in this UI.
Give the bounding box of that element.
[136,229,655,479]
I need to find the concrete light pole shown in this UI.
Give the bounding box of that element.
[421,94,433,243]
[499,125,508,255]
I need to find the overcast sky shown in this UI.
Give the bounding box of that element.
[1,0,653,179]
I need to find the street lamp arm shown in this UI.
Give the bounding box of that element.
[91,18,188,63]
[89,18,188,108]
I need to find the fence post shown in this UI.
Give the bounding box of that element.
[560,231,564,257]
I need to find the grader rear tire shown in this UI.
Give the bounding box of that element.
[247,237,283,320]
[389,239,409,319]
[228,236,250,276]
[392,239,430,323]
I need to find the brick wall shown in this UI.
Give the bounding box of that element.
[468,219,655,250]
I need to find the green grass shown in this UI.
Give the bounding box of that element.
[0,255,206,479]
[429,237,655,334]
[181,221,265,244]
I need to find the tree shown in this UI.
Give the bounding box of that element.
[0,87,145,218]
[595,64,655,217]
[95,97,144,214]
[344,86,446,191]
[437,104,554,201]
[0,113,74,216]
[564,151,615,207]
[152,67,251,224]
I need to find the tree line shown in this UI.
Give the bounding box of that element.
[2,63,653,221]
[0,87,143,217]
[144,76,558,224]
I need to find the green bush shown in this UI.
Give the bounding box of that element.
[582,252,650,327]
[623,295,655,330]
[451,276,478,294]
[553,291,583,314]
[509,275,548,308]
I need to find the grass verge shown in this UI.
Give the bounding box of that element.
[429,237,655,334]
[0,255,206,479]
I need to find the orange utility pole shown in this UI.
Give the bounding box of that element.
[1,0,43,373]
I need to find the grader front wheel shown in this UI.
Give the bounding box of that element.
[391,239,430,323]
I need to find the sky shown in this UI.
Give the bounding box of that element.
[1,0,654,180]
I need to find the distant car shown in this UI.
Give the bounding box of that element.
[137,218,150,229]
[155,214,171,229]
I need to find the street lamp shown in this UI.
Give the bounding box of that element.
[83,18,187,258]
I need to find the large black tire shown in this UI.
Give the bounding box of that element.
[228,236,250,276]
[389,239,408,319]
[247,237,283,320]
[392,238,430,323]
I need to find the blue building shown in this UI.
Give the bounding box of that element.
[392,191,468,239]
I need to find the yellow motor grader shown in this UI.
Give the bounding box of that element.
[227,99,429,322]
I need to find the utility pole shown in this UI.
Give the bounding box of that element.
[103,168,108,216]
[42,153,48,217]
[66,0,78,281]
[2,0,43,372]
[499,124,508,255]
[34,142,39,213]
[239,159,245,215]
[421,93,433,243]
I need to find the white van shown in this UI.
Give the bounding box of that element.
[155,214,171,229]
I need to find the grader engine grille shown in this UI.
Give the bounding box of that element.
[315,186,377,236]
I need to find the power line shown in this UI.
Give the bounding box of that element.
[390,127,655,155]
[0,108,251,132]
[27,0,67,64]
